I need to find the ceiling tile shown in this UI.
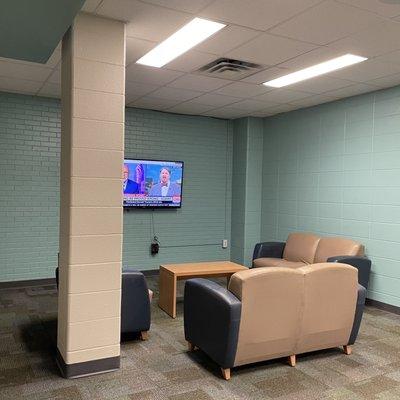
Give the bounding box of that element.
[376,49,400,66]
[286,75,354,94]
[225,33,316,66]
[289,93,339,107]
[139,0,214,13]
[242,67,290,84]
[167,74,229,92]
[97,0,192,41]
[148,86,203,101]
[126,64,183,85]
[213,81,272,98]
[196,26,260,55]
[270,1,384,45]
[191,93,242,107]
[202,107,247,119]
[0,76,42,95]
[250,103,298,117]
[323,82,378,98]
[227,98,275,112]
[37,82,61,98]
[367,72,400,89]
[336,0,400,18]
[278,46,347,70]
[82,0,103,12]
[200,0,322,31]
[0,60,53,81]
[45,48,62,69]
[126,37,156,65]
[166,102,215,115]
[166,51,217,73]
[125,81,160,103]
[0,46,60,69]
[255,88,314,103]
[328,59,400,82]
[128,96,182,110]
[330,20,400,58]
[48,69,61,84]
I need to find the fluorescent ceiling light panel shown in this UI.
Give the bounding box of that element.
[263,54,367,88]
[136,18,225,68]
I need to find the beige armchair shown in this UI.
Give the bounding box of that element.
[184,262,366,379]
[252,232,371,289]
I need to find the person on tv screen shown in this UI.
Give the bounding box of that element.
[123,164,139,194]
[135,163,145,194]
[149,167,181,197]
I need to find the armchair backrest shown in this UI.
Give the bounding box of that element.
[283,232,320,264]
[314,237,364,263]
[295,263,358,354]
[228,263,358,366]
[229,267,304,367]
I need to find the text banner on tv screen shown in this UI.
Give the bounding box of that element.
[123,159,184,208]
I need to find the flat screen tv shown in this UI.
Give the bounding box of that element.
[123,159,184,208]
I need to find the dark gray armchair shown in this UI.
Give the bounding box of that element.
[121,269,152,341]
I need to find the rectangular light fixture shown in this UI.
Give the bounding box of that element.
[263,54,368,88]
[136,18,225,68]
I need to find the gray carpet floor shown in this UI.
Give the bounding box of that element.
[0,275,400,399]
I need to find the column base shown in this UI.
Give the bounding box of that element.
[56,348,120,379]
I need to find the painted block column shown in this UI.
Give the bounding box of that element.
[231,117,263,267]
[57,13,125,378]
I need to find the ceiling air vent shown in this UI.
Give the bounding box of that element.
[196,58,263,80]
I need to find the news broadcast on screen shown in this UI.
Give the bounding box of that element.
[123,159,184,208]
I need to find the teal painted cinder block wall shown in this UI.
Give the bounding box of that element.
[123,108,232,270]
[0,93,60,282]
[0,92,232,281]
[231,117,263,267]
[262,86,400,307]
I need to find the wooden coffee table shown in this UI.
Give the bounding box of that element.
[158,261,247,318]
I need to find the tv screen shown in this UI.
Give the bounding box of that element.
[123,159,184,208]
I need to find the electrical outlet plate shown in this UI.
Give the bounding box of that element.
[222,239,228,248]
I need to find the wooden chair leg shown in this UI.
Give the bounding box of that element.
[343,345,352,355]
[288,355,296,367]
[221,368,231,380]
[140,331,149,341]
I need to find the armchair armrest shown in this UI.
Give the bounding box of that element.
[121,269,151,335]
[252,241,286,264]
[348,284,367,345]
[327,256,371,289]
[184,278,241,369]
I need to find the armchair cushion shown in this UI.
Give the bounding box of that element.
[253,257,306,269]
[229,267,304,367]
[295,263,358,354]
[314,237,364,263]
[283,232,320,264]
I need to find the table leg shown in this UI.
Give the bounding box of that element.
[158,269,177,318]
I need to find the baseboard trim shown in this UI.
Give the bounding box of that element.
[366,298,400,315]
[0,277,56,289]
[141,269,159,277]
[56,348,120,379]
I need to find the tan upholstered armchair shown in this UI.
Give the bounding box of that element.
[252,232,371,289]
[184,263,366,380]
